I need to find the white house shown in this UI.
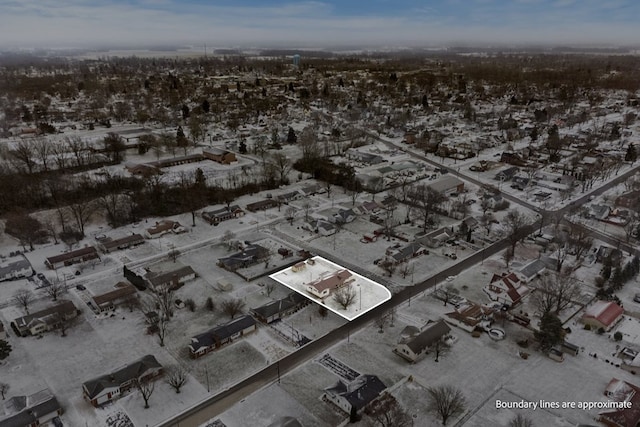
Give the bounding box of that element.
[82,354,163,407]
[483,272,530,306]
[394,320,451,362]
[306,269,354,299]
[323,375,387,414]
[0,255,33,282]
[0,389,62,427]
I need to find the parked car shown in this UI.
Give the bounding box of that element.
[634,294,640,303]
[76,285,86,291]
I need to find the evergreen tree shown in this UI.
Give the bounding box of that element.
[287,127,297,144]
[176,126,188,148]
[0,340,12,360]
[625,143,637,163]
[534,312,564,353]
[201,99,210,113]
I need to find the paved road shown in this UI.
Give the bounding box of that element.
[158,136,640,426]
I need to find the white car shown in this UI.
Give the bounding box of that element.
[446,275,457,282]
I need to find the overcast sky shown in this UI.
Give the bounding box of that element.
[1,0,638,49]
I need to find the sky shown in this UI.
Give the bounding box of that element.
[0,0,639,50]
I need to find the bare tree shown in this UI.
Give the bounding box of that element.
[54,310,78,337]
[167,248,180,263]
[165,365,189,394]
[222,230,236,251]
[0,383,9,400]
[410,185,447,232]
[379,259,397,277]
[13,290,34,314]
[399,262,414,279]
[503,247,514,270]
[134,377,156,409]
[270,152,292,185]
[32,137,51,172]
[302,201,312,222]
[432,339,451,362]
[65,199,96,238]
[285,206,296,225]
[375,313,388,333]
[427,385,466,426]
[332,284,357,310]
[4,210,45,251]
[363,392,413,427]
[149,284,175,320]
[265,283,276,297]
[531,272,580,316]
[504,209,529,253]
[8,140,36,174]
[221,298,246,319]
[510,414,534,427]
[567,223,593,261]
[44,280,67,301]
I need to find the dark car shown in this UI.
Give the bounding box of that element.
[53,417,63,427]
[37,273,46,280]
[634,294,640,303]
[76,285,86,291]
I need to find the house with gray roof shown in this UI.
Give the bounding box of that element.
[82,354,163,407]
[427,176,465,196]
[0,388,62,427]
[323,374,387,415]
[218,244,270,271]
[393,319,451,362]
[251,293,309,324]
[0,255,33,282]
[11,300,77,337]
[189,315,257,358]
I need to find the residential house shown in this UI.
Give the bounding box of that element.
[246,199,279,212]
[277,191,303,204]
[483,272,530,306]
[188,315,257,358]
[394,320,451,362]
[345,148,385,165]
[596,246,623,264]
[387,242,428,264]
[518,259,548,283]
[97,234,145,253]
[303,219,336,236]
[0,388,62,427]
[146,265,197,290]
[82,354,163,407]
[427,176,465,196]
[147,153,204,169]
[615,190,640,209]
[494,166,519,182]
[0,255,33,282]
[11,300,77,337]
[300,184,321,196]
[599,378,640,427]
[218,244,271,271]
[45,246,99,269]
[417,227,451,248]
[202,205,244,225]
[202,147,237,164]
[306,269,355,299]
[590,205,611,221]
[354,201,381,216]
[582,300,624,331]
[90,282,138,313]
[445,301,494,333]
[251,292,309,324]
[323,375,387,415]
[334,209,356,224]
[144,220,186,239]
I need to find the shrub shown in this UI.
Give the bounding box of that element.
[614,331,623,341]
[584,324,591,331]
[185,298,196,312]
[597,327,605,335]
[205,297,214,311]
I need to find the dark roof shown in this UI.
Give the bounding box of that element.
[0,389,61,427]
[325,375,387,410]
[12,300,76,329]
[101,234,144,251]
[218,244,270,270]
[146,266,196,287]
[46,246,98,265]
[251,293,307,320]
[406,320,451,353]
[82,355,162,400]
[191,315,256,349]
[92,283,137,307]
[0,256,32,279]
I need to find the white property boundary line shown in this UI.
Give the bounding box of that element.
[269,255,392,321]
